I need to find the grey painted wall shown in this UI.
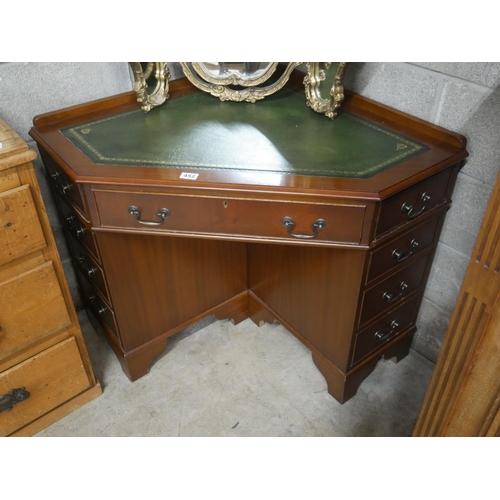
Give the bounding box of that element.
[1,62,498,364]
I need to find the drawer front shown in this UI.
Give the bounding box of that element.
[376,168,452,237]
[0,337,91,437]
[0,261,71,362]
[359,253,430,327]
[41,150,87,216]
[67,234,109,302]
[0,167,21,193]
[77,271,118,339]
[352,296,419,365]
[367,214,442,284]
[0,185,47,266]
[57,195,99,261]
[94,190,367,245]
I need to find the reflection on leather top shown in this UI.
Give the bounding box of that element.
[62,89,428,179]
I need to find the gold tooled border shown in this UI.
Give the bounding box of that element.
[63,109,426,178]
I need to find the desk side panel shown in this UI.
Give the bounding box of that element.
[248,243,367,372]
[95,232,247,351]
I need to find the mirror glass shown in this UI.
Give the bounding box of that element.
[198,62,273,81]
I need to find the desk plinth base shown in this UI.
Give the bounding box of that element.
[87,287,415,404]
[312,329,414,403]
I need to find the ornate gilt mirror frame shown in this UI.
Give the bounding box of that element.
[130,62,348,118]
[304,62,348,119]
[129,62,170,112]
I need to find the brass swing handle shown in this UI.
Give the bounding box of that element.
[401,192,431,219]
[0,387,30,414]
[383,281,409,304]
[88,295,107,316]
[76,255,97,279]
[128,206,170,226]
[281,216,327,239]
[392,239,419,262]
[374,320,400,341]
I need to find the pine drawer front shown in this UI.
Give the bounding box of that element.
[0,337,91,436]
[0,261,71,361]
[367,214,442,284]
[93,190,367,245]
[358,253,430,328]
[375,168,452,238]
[0,185,47,266]
[352,296,419,365]
[0,168,21,193]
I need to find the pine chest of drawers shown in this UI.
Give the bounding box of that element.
[29,78,468,403]
[0,118,101,436]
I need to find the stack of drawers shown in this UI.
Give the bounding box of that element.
[39,150,122,359]
[350,167,455,369]
[0,119,101,437]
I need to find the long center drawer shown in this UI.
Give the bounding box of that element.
[93,189,367,245]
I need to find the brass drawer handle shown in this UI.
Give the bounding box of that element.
[392,239,419,262]
[66,215,86,238]
[401,192,430,219]
[77,255,97,279]
[0,387,30,414]
[281,216,327,239]
[383,281,409,303]
[89,295,107,316]
[128,205,170,226]
[374,320,399,341]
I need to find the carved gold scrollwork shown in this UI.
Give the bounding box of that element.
[180,62,302,103]
[129,62,349,118]
[304,62,349,119]
[130,62,170,112]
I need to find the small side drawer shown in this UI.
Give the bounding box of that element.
[0,261,71,362]
[40,150,87,217]
[367,214,442,284]
[375,168,452,237]
[352,296,419,365]
[77,272,118,338]
[0,185,47,266]
[359,253,430,327]
[0,337,91,437]
[57,195,99,262]
[67,234,109,302]
[93,190,367,245]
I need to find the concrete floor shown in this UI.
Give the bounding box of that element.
[36,311,435,437]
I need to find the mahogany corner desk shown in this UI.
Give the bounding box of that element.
[29,78,468,404]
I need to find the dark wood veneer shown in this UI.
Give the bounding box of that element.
[29,75,468,404]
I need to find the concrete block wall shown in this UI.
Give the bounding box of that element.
[0,62,134,310]
[1,62,497,364]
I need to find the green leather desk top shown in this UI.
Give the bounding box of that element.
[62,89,428,179]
